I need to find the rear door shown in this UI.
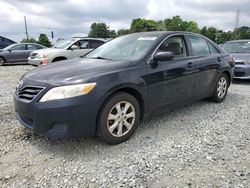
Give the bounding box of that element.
[146,35,196,112]
[187,35,221,99]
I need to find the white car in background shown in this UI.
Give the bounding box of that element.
[28,37,108,66]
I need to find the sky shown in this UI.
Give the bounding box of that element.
[0,0,249,42]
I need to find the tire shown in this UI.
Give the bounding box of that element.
[210,73,229,103]
[97,92,140,145]
[0,57,6,66]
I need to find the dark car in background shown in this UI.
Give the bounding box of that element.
[222,40,250,79]
[14,31,234,144]
[0,43,46,66]
[0,36,16,49]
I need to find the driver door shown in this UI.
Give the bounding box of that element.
[145,35,196,112]
[69,40,92,58]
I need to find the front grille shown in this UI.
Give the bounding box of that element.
[16,86,44,101]
[235,61,245,65]
[235,72,245,77]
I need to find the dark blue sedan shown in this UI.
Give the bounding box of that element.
[14,31,234,144]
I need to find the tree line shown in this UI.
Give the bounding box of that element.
[89,16,250,44]
[21,15,250,46]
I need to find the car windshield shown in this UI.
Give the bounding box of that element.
[223,41,250,53]
[53,39,76,49]
[85,35,158,61]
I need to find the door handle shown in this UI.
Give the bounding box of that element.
[187,62,193,68]
[217,57,222,62]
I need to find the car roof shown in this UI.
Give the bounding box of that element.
[72,37,109,42]
[125,31,205,38]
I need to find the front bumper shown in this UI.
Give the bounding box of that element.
[28,57,53,66]
[234,64,250,79]
[14,89,100,139]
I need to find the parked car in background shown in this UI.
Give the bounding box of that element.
[15,31,234,144]
[222,40,250,79]
[28,38,108,66]
[0,43,46,66]
[0,36,16,49]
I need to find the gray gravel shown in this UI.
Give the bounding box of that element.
[0,65,250,188]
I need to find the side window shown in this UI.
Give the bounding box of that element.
[89,40,104,49]
[189,36,210,56]
[11,44,26,51]
[208,42,220,54]
[34,45,43,49]
[27,44,36,50]
[78,40,89,49]
[157,36,186,58]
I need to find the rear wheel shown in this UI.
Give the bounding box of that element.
[210,73,229,103]
[0,57,6,66]
[98,92,140,145]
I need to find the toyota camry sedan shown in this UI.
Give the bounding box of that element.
[14,31,234,144]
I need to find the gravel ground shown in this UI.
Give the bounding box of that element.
[0,65,250,188]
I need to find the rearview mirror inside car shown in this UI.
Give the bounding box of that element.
[153,51,174,62]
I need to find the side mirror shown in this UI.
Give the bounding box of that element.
[71,45,79,50]
[153,51,174,62]
[8,49,12,52]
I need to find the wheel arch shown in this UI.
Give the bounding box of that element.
[96,85,145,133]
[222,69,232,86]
[52,56,68,62]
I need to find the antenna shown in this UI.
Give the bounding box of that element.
[24,16,29,40]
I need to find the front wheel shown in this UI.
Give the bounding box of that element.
[0,57,6,66]
[210,73,229,103]
[97,92,140,145]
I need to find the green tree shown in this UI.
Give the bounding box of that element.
[38,34,52,47]
[108,30,118,38]
[130,18,157,33]
[117,29,130,36]
[20,37,37,43]
[184,21,200,33]
[201,26,217,41]
[164,16,186,31]
[88,23,110,38]
[156,20,166,31]
[237,26,250,39]
[217,31,232,44]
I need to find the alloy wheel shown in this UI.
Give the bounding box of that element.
[107,101,135,137]
[217,77,227,98]
[0,57,5,66]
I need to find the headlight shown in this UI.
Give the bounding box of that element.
[39,83,96,102]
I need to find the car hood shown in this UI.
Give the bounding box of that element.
[32,48,67,55]
[230,53,250,62]
[23,57,132,85]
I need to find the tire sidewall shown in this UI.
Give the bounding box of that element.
[214,73,229,102]
[98,92,140,145]
[0,57,5,66]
